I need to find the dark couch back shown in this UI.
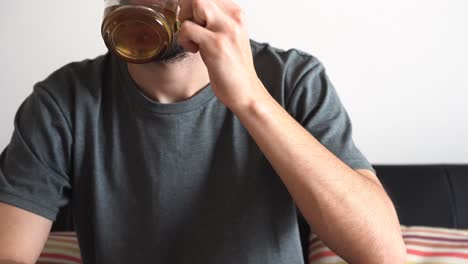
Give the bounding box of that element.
[376,164,468,228]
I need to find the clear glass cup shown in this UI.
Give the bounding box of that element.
[102,0,180,63]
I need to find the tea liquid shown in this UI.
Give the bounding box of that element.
[102,5,178,63]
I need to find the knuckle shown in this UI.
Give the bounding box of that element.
[192,0,204,10]
[213,35,228,51]
[229,23,241,36]
[232,8,246,25]
[225,20,242,38]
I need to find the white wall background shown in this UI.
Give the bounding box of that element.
[1,0,467,164]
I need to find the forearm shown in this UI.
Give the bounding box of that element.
[232,84,406,263]
[0,260,29,264]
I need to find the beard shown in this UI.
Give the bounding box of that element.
[152,37,188,64]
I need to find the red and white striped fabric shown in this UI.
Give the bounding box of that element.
[309,226,468,264]
[37,232,82,264]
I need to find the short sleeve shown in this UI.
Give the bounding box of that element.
[0,86,72,221]
[286,58,375,174]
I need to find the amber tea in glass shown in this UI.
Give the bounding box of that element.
[102,1,179,64]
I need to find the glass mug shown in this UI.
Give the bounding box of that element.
[102,0,180,63]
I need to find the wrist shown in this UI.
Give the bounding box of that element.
[233,95,281,129]
[228,77,275,116]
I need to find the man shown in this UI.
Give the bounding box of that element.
[0,0,406,263]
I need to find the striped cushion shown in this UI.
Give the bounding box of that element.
[309,226,468,263]
[37,232,82,264]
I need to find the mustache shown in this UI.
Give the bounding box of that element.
[154,39,188,64]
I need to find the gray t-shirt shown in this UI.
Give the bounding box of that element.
[0,40,374,263]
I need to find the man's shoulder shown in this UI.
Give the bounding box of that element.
[249,39,326,103]
[34,53,113,102]
[250,39,323,72]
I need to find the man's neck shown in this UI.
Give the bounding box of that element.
[127,53,210,104]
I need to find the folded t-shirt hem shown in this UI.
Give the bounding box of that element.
[0,191,57,221]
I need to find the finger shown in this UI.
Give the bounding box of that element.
[179,0,226,30]
[179,39,199,54]
[178,0,193,23]
[206,0,241,19]
[177,20,214,53]
[213,0,238,14]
